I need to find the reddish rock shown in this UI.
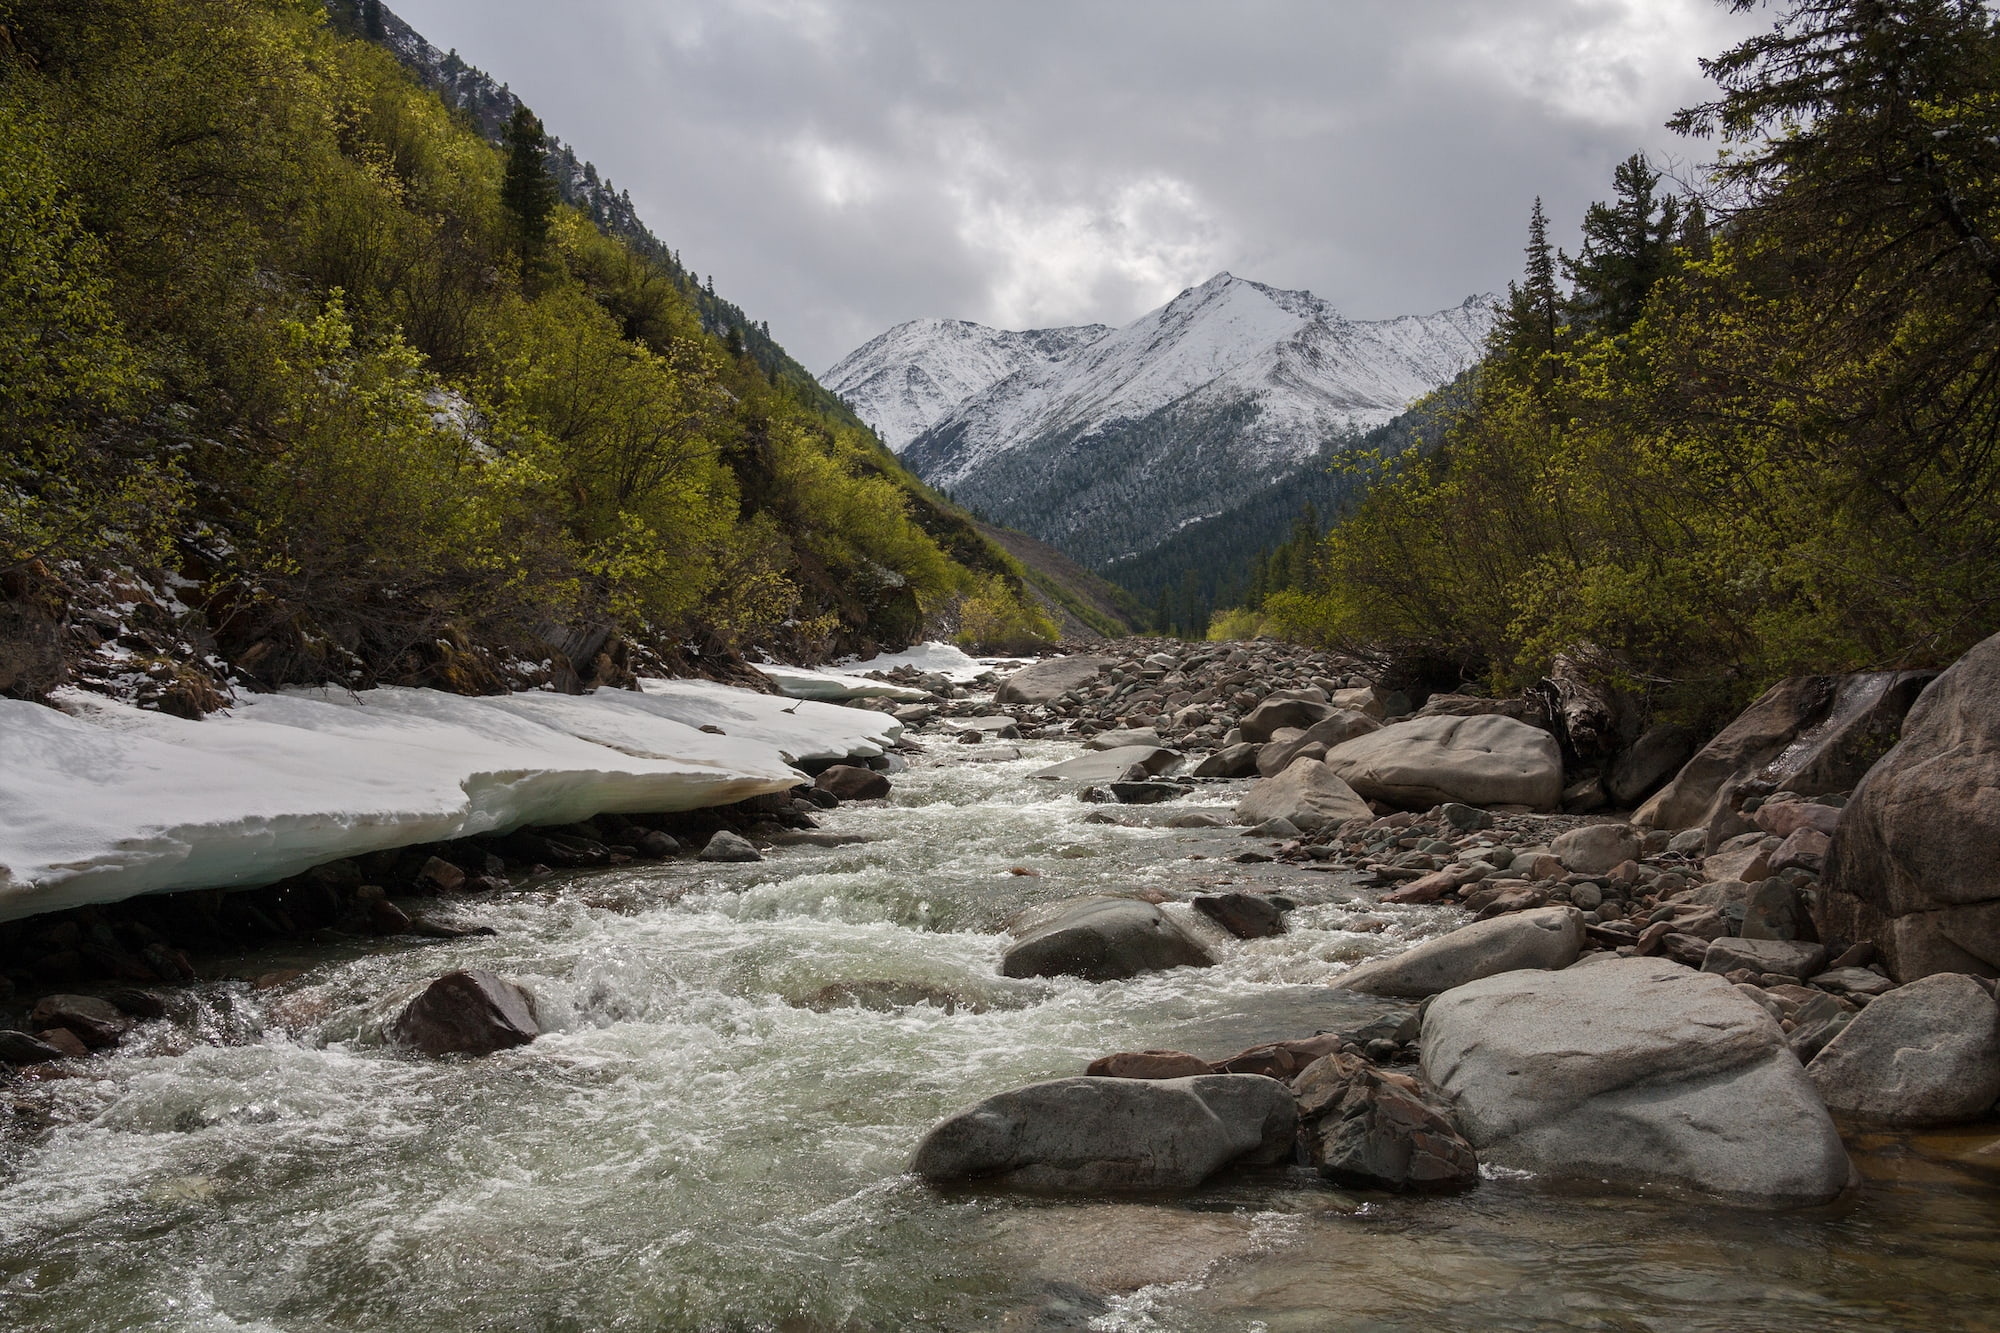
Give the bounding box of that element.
[27,995,128,1049]
[36,1028,91,1059]
[1086,1050,1214,1079]
[417,856,466,893]
[1210,1032,1345,1079]
[1383,871,1457,905]
[390,970,540,1057]
[1294,1053,1478,1192]
[815,764,892,801]
[1770,827,1831,875]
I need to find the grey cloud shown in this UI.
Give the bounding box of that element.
[389,0,1763,371]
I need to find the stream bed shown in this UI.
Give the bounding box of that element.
[3,737,2000,1331]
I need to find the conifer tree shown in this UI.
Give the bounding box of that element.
[1499,197,1563,366]
[1563,154,1682,334]
[499,104,556,271]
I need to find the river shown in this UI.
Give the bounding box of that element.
[2,735,1998,1330]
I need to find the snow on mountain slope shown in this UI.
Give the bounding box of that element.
[823,318,1110,452]
[844,273,1494,567]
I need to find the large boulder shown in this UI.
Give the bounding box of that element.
[1256,711,1380,776]
[1820,633,2000,981]
[391,970,540,1057]
[1806,973,2000,1126]
[1191,743,1259,779]
[1029,746,1180,783]
[994,655,1115,706]
[1333,906,1582,998]
[1233,758,1372,833]
[1239,697,1336,744]
[1000,899,1214,982]
[1421,957,1852,1206]
[1320,714,1564,812]
[1634,670,1935,833]
[908,1074,1297,1192]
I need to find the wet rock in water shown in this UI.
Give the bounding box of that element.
[35,1028,91,1059]
[1108,780,1189,805]
[27,995,129,1049]
[1234,759,1371,833]
[1334,906,1583,999]
[1701,936,1827,980]
[1422,956,1852,1206]
[1193,892,1287,939]
[908,1074,1296,1193]
[1163,811,1227,829]
[1551,823,1642,876]
[1294,1053,1478,1192]
[1085,1050,1214,1079]
[635,829,682,859]
[391,969,540,1057]
[0,1030,67,1064]
[1209,1032,1347,1079]
[1806,973,2000,1126]
[1031,746,1181,784]
[1000,899,1214,982]
[106,987,167,1019]
[994,655,1116,706]
[1191,743,1259,779]
[803,980,978,1014]
[698,830,763,863]
[1239,698,1336,744]
[815,764,892,801]
[1320,714,1565,812]
[1242,817,1302,839]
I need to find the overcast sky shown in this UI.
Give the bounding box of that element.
[389,0,1766,372]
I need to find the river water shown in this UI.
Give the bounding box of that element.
[3,737,1999,1331]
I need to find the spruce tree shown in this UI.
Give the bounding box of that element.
[362,0,384,41]
[1563,154,1682,335]
[499,105,556,271]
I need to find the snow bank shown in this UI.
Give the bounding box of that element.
[823,641,1026,684]
[755,664,928,704]
[0,681,901,922]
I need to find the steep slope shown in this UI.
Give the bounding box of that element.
[824,319,1110,451]
[874,274,1493,568]
[967,521,1144,640]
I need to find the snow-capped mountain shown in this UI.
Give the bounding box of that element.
[824,319,1110,451]
[825,273,1495,568]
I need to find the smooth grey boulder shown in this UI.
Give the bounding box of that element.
[1822,632,2000,981]
[814,764,891,801]
[1333,905,1582,998]
[1700,936,1827,979]
[1422,956,1852,1206]
[1320,714,1564,811]
[1233,758,1371,833]
[1191,743,1259,779]
[1239,697,1336,744]
[1256,709,1380,777]
[1806,973,2000,1126]
[699,830,763,863]
[1030,746,1179,783]
[1000,899,1214,982]
[908,1073,1297,1193]
[994,655,1115,706]
[1086,728,1165,751]
[1551,823,1641,875]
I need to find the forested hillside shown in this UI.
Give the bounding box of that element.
[1239,0,2000,730]
[0,0,1045,712]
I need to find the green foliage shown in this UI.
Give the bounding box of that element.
[955,576,1058,655]
[0,104,182,573]
[1206,606,1269,641]
[0,0,1005,694]
[1267,0,2000,719]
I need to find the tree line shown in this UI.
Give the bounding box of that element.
[1240,0,2000,727]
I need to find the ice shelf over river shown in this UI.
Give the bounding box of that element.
[0,679,901,922]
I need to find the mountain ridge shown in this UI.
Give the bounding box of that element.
[826,274,1494,569]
